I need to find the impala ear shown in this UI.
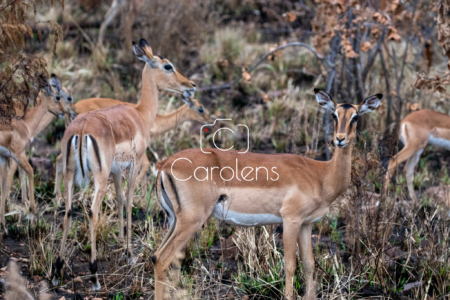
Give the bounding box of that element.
[139,38,154,57]
[38,74,52,95]
[359,94,383,115]
[133,40,157,67]
[50,74,62,93]
[314,88,336,112]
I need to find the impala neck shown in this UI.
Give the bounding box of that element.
[33,112,56,137]
[22,92,52,138]
[325,142,354,203]
[151,105,190,136]
[136,64,159,129]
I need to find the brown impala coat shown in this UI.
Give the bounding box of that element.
[53,39,195,292]
[0,75,66,227]
[53,97,209,196]
[152,89,383,300]
[5,75,74,205]
[385,109,450,204]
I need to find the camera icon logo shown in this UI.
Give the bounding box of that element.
[200,119,249,154]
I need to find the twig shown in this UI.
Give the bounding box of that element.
[0,0,18,13]
[197,42,326,92]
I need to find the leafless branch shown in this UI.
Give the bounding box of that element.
[197,42,327,92]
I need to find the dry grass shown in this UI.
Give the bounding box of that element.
[2,0,450,299]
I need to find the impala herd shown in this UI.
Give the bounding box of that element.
[0,38,449,299]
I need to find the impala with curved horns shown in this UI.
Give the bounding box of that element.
[52,38,196,291]
[385,109,450,205]
[152,89,382,300]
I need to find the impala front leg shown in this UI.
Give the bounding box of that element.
[6,160,17,203]
[16,155,35,219]
[282,218,303,300]
[54,153,64,200]
[298,223,317,300]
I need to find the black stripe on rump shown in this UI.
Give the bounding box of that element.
[79,134,84,177]
[89,135,102,172]
[166,173,181,212]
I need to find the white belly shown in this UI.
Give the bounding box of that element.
[212,201,282,226]
[304,215,323,223]
[111,160,134,174]
[428,134,450,150]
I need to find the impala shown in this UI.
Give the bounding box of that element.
[52,39,195,291]
[153,89,382,300]
[53,97,209,197]
[0,74,67,227]
[5,75,74,204]
[385,109,450,204]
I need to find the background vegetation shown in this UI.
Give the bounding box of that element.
[1,0,450,299]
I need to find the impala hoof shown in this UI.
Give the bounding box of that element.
[52,278,59,286]
[92,280,101,292]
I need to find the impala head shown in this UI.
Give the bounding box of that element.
[133,38,196,98]
[38,74,66,118]
[50,74,77,119]
[182,97,210,124]
[314,89,383,148]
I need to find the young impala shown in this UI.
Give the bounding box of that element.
[385,109,450,205]
[153,89,382,300]
[5,75,74,205]
[52,39,195,291]
[53,97,209,197]
[0,75,66,227]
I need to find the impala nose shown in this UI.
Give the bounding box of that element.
[335,136,347,147]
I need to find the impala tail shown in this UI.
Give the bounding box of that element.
[154,169,181,259]
[64,132,103,188]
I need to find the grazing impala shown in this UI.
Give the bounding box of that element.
[53,97,209,197]
[52,39,195,291]
[385,109,450,205]
[0,75,66,227]
[152,89,382,300]
[5,75,74,205]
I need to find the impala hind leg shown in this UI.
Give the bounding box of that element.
[282,218,303,300]
[0,158,9,227]
[405,150,423,205]
[298,223,316,300]
[52,167,75,286]
[89,179,108,292]
[153,217,205,300]
[384,145,419,196]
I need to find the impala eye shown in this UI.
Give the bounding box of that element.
[67,96,73,102]
[56,96,61,101]
[331,113,337,120]
[198,107,204,113]
[164,64,174,71]
[352,115,359,122]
